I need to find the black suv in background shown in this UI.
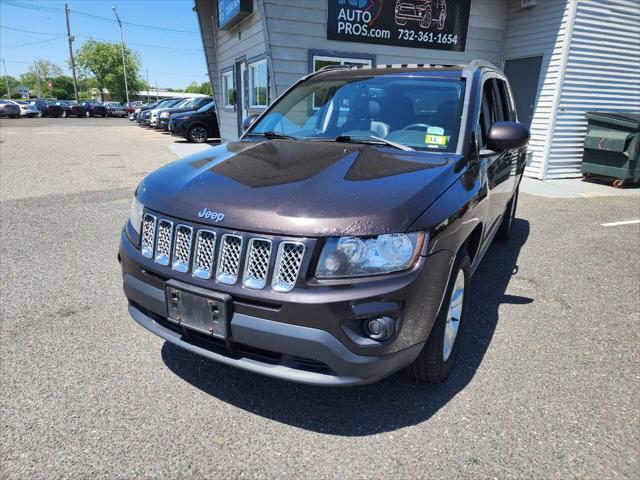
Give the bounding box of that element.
[120,61,529,386]
[168,101,219,142]
[56,101,86,118]
[83,102,108,117]
[157,96,213,131]
[31,100,63,117]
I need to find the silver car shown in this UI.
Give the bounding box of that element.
[104,102,127,117]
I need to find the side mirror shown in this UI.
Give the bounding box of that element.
[242,113,260,132]
[486,121,530,152]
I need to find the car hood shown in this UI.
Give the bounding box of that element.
[137,139,462,237]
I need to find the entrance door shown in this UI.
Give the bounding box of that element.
[504,56,542,128]
[235,60,247,137]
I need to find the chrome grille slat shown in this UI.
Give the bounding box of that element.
[172,224,193,273]
[154,219,173,266]
[243,238,272,289]
[272,242,305,293]
[141,214,156,258]
[192,230,217,279]
[216,234,243,285]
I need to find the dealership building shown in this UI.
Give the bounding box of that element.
[194,0,639,179]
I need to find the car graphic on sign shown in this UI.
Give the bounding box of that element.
[395,0,447,30]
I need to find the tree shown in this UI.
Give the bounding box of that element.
[184,81,212,95]
[28,59,64,80]
[75,39,144,102]
[0,75,19,97]
[199,82,212,96]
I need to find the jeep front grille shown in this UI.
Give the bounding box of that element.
[192,230,216,279]
[154,219,173,266]
[139,213,307,292]
[171,225,193,273]
[216,234,243,285]
[243,238,272,289]
[141,214,156,258]
[272,242,305,293]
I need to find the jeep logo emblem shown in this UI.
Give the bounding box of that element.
[197,208,225,223]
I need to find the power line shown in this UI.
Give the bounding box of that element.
[0,35,66,48]
[0,24,64,35]
[2,0,198,35]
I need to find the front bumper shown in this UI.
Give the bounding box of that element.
[119,224,453,386]
[169,121,186,136]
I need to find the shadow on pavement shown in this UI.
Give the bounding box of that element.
[162,219,531,436]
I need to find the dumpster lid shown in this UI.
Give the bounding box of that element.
[586,112,640,129]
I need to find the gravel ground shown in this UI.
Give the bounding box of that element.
[1,118,639,479]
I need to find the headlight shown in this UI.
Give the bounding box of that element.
[160,112,169,118]
[129,196,144,235]
[315,232,426,279]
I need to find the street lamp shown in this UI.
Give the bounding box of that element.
[112,6,130,105]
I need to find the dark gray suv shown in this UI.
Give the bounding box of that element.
[119,61,529,386]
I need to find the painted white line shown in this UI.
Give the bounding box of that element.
[601,219,640,227]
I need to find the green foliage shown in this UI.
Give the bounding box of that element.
[184,80,212,95]
[0,75,19,97]
[75,39,144,102]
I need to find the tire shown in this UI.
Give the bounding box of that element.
[437,10,446,30]
[188,124,209,143]
[37,112,43,118]
[85,111,90,117]
[496,186,519,242]
[9,114,18,119]
[407,249,471,383]
[61,110,67,118]
[420,7,432,29]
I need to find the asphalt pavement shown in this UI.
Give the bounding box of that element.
[1,117,638,479]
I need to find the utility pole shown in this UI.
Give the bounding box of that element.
[33,60,42,98]
[155,82,158,101]
[2,59,10,98]
[112,6,130,105]
[64,4,80,103]
[146,69,149,104]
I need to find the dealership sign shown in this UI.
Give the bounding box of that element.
[327,0,472,52]
[218,0,253,30]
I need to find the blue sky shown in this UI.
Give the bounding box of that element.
[0,0,207,89]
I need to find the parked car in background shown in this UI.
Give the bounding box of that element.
[139,98,179,125]
[83,102,108,117]
[168,101,219,142]
[149,98,185,127]
[104,102,128,117]
[157,96,213,130]
[55,101,86,118]
[5,100,39,117]
[30,100,63,118]
[132,100,161,121]
[0,99,21,118]
[124,101,142,115]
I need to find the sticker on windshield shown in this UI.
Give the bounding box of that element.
[425,134,447,146]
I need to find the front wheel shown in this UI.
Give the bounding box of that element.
[496,186,519,241]
[61,110,67,118]
[188,124,209,143]
[85,111,90,117]
[407,249,471,383]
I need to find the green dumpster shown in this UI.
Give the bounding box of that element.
[581,112,639,187]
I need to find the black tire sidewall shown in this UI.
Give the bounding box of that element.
[411,250,471,383]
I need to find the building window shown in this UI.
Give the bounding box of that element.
[312,55,372,72]
[311,55,372,108]
[221,70,235,108]
[248,59,268,108]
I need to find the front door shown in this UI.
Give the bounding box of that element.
[504,56,542,128]
[235,60,247,137]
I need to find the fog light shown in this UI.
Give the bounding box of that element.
[365,316,395,340]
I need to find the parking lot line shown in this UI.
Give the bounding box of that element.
[600,219,640,227]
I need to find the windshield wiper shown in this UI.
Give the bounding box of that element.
[246,131,298,140]
[334,135,414,151]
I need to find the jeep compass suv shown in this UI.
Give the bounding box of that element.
[119,61,529,386]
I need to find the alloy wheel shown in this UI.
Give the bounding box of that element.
[443,269,465,362]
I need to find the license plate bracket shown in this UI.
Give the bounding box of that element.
[165,282,232,339]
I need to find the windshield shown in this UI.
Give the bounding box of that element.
[196,101,215,113]
[248,74,464,152]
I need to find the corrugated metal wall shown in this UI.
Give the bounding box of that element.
[263,0,509,96]
[501,0,572,179]
[546,0,640,178]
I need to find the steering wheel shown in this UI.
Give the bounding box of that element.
[402,123,431,131]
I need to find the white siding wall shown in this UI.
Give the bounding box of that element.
[546,0,640,178]
[196,0,267,140]
[263,0,509,96]
[501,0,572,179]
